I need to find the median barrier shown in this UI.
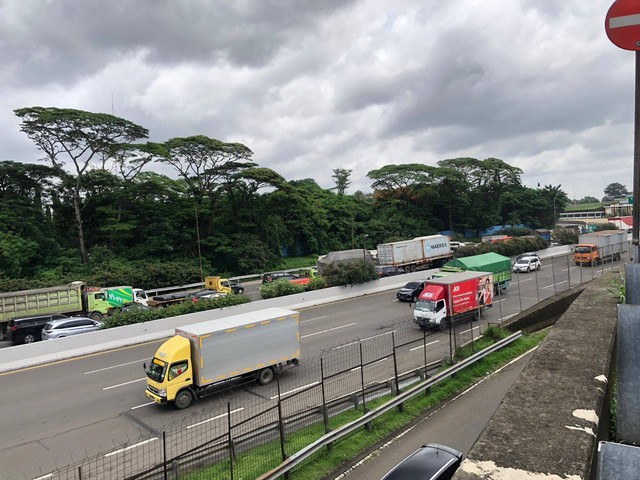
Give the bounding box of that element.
[0,272,429,373]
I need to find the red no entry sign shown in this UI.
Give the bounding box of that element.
[606,0,640,50]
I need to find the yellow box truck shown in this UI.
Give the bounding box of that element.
[144,307,300,409]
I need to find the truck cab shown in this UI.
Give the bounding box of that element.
[414,285,447,329]
[145,335,194,408]
[574,244,599,266]
[205,276,244,295]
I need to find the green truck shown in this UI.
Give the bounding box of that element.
[0,282,148,339]
[432,252,512,293]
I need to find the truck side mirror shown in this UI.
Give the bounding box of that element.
[143,362,147,370]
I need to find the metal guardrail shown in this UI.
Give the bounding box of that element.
[256,331,523,480]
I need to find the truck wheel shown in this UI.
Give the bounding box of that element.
[23,334,36,344]
[411,294,418,303]
[174,390,193,409]
[89,312,103,322]
[257,367,274,386]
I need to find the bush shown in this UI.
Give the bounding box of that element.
[102,294,251,328]
[305,276,327,291]
[260,279,305,299]
[321,260,378,287]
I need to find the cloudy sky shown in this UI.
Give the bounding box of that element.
[0,0,635,199]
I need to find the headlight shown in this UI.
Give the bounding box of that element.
[157,389,167,398]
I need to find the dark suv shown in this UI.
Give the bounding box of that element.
[8,314,70,344]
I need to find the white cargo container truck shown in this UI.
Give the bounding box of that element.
[377,235,453,272]
[144,307,300,409]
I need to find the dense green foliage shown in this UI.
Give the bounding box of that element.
[2,107,582,289]
[321,260,379,286]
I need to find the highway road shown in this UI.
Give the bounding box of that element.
[0,249,624,480]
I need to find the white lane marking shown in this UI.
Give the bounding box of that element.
[350,358,387,372]
[301,315,327,324]
[33,475,53,480]
[332,330,395,350]
[543,281,567,289]
[103,378,147,390]
[130,401,156,410]
[105,438,158,457]
[186,408,244,429]
[460,326,481,334]
[85,359,148,374]
[409,340,440,352]
[301,323,357,338]
[270,382,320,399]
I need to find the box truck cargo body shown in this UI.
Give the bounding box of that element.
[436,252,512,292]
[145,308,300,409]
[377,235,453,272]
[413,271,493,330]
[574,230,626,266]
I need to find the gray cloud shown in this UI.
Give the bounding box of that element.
[0,0,633,199]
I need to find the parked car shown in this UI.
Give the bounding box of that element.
[381,443,463,480]
[397,281,427,302]
[512,255,541,273]
[41,317,103,340]
[376,265,404,277]
[262,272,299,284]
[7,314,71,344]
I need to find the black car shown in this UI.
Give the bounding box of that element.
[224,280,245,294]
[397,281,427,302]
[8,313,71,344]
[376,265,404,277]
[382,443,463,480]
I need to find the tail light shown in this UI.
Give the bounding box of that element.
[10,325,17,332]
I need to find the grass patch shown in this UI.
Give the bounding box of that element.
[179,328,548,480]
[274,256,318,270]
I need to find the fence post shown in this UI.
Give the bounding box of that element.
[391,331,402,412]
[320,358,330,434]
[566,253,571,289]
[359,342,367,415]
[276,376,288,468]
[78,466,82,480]
[163,430,168,480]
[516,270,523,313]
[423,328,431,395]
[551,257,557,295]
[228,402,235,480]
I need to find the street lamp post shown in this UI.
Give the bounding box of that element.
[552,186,561,229]
[362,234,369,262]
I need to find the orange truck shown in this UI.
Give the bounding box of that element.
[573,230,626,266]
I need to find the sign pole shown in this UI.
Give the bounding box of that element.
[634,50,640,263]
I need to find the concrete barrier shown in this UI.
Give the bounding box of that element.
[453,272,617,480]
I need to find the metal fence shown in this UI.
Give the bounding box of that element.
[35,244,630,480]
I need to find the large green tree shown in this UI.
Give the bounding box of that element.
[14,107,149,263]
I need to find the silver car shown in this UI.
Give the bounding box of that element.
[41,317,103,340]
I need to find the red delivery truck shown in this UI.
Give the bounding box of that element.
[413,270,493,330]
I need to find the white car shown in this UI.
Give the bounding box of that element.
[513,256,541,273]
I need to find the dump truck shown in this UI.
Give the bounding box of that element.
[413,271,493,330]
[377,235,453,272]
[0,282,118,339]
[434,252,512,293]
[573,230,627,266]
[144,307,300,409]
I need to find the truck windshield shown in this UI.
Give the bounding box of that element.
[415,300,436,312]
[575,246,592,253]
[146,358,167,383]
